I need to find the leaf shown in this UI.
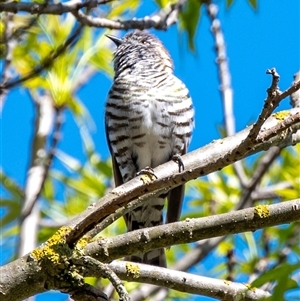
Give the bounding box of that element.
[107,0,139,18]
[154,0,177,8]
[0,199,21,226]
[226,0,235,8]
[42,177,55,201]
[248,0,257,10]
[179,0,202,51]
[89,47,113,77]
[251,262,300,288]
[0,171,23,198]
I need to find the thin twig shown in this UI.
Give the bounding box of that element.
[75,256,130,301]
[290,71,300,144]
[256,111,300,144]
[290,71,300,108]
[70,283,108,301]
[0,25,83,92]
[85,194,153,238]
[236,146,282,210]
[247,69,281,142]
[5,0,49,43]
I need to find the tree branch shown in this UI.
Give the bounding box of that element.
[72,0,186,30]
[18,94,55,257]
[0,24,83,92]
[74,256,129,301]
[0,0,186,30]
[85,199,300,263]
[207,2,235,136]
[290,71,300,108]
[236,146,282,209]
[1,200,299,300]
[0,0,113,15]
[245,69,281,143]
[206,1,248,187]
[106,261,270,301]
[128,236,226,301]
[1,79,299,301]
[65,104,300,245]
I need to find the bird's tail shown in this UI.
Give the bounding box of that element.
[129,248,166,267]
[125,197,166,267]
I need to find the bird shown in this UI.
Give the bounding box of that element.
[105,31,194,267]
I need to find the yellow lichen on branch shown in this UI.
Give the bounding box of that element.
[254,205,270,218]
[125,262,140,279]
[273,110,290,121]
[74,237,89,256]
[31,226,72,264]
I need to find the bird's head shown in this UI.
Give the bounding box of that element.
[106,31,173,75]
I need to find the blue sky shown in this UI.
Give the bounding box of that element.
[1,0,299,300]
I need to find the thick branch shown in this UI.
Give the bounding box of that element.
[85,199,300,262]
[18,94,55,257]
[64,106,300,245]
[1,196,299,300]
[107,261,271,301]
[128,237,225,301]
[0,0,186,30]
[1,109,299,301]
[0,0,113,15]
[72,0,186,30]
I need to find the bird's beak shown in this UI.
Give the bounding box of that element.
[106,34,123,47]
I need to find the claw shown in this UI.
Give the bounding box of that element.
[137,166,158,183]
[172,154,184,172]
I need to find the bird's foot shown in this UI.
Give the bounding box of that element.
[172,154,184,172]
[137,166,157,184]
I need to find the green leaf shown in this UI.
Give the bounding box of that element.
[248,0,257,10]
[179,0,202,51]
[89,47,113,77]
[42,177,55,201]
[0,199,21,226]
[0,170,23,198]
[251,262,300,288]
[154,0,177,8]
[226,0,235,8]
[107,0,139,18]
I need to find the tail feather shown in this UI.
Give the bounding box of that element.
[125,197,166,267]
[128,248,166,267]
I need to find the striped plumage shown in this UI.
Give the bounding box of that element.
[105,31,194,267]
